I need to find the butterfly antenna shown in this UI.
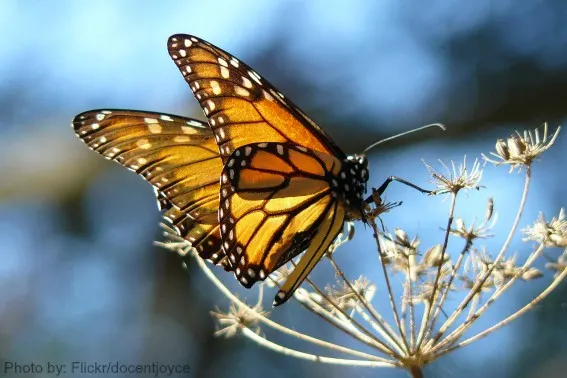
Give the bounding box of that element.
[362,123,446,154]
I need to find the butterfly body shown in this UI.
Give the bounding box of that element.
[73,34,370,306]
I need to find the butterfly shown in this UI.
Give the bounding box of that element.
[72,34,369,306]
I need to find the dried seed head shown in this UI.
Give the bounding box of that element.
[545,253,567,279]
[449,217,495,241]
[210,301,268,338]
[325,276,376,314]
[494,139,510,160]
[507,135,527,157]
[424,157,483,195]
[523,208,567,248]
[484,123,561,171]
[485,197,494,222]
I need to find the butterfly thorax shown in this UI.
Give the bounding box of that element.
[333,154,369,221]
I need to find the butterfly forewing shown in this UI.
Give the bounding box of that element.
[72,110,226,265]
[167,34,346,162]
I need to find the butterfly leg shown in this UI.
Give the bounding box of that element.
[364,176,433,204]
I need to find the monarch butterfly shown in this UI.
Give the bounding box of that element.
[72,34,370,306]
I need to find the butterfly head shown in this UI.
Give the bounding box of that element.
[336,154,369,220]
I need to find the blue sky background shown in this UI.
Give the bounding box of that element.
[0,1,566,377]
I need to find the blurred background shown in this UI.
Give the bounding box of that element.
[1,1,566,377]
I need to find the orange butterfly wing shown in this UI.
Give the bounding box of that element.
[166,34,346,162]
[219,142,348,305]
[72,110,226,265]
[165,35,369,305]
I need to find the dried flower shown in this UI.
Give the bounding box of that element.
[546,252,567,279]
[211,300,269,338]
[424,157,483,195]
[155,123,564,378]
[325,276,376,314]
[523,208,567,248]
[483,123,561,171]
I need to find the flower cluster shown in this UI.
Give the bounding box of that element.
[158,124,564,377]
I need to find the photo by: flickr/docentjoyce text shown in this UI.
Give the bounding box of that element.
[3,360,191,376]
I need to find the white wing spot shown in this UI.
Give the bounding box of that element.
[187,120,204,127]
[160,114,174,121]
[99,136,107,143]
[263,90,274,101]
[144,117,158,124]
[174,136,190,143]
[230,57,239,67]
[148,123,162,134]
[217,116,225,124]
[218,128,225,139]
[244,146,252,156]
[190,37,198,42]
[247,268,255,278]
[137,157,147,165]
[136,139,152,149]
[210,80,221,95]
[184,39,192,47]
[296,146,307,152]
[258,143,268,148]
[229,169,235,180]
[95,114,105,121]
[185,66,192,74]
[276,144,284,155]
[234,86,250,97]
[206,100,215,111]
[220,66,230,79]
[179,126,193,134]
[179,49,187,57]
[91,123,100,130]
[249,70,262,85]
[218,57,228,67]
[242,76,253,88]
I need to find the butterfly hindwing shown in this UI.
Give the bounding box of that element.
[72,109,225,265]
[167,34,346,162]
[218,142,347,302]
